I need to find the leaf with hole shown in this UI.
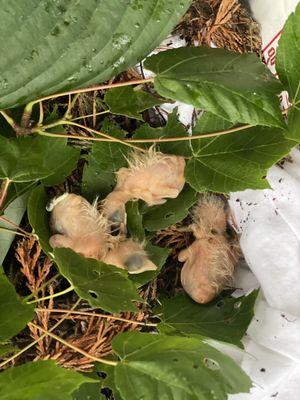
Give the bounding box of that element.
[54,248,142,313]
[113,332,252,400]
[0,0,191,109]
[143,184,198,231]
[0,135,80,183]
[144,47,285,128]
[0,360,94,400]
[185,112,293,193]
[155,291,258,347]
[0,268,34,342]
[104,86,164,120]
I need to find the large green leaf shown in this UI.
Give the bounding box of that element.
[0,190,30,265]
[134,108,192,156]
[276,3,300,102]
[0,0,191,109]
[286,106,300,141]
[0,268,34,341]
[113,332,252,400]
[143,184,198,231]
[82,120,129,200]
[27,185,51,255]
[144,47,285,128]
[155,291,258,347]
[185,113,293,193]
[53,248,142,313]
[104,86,164,120]
[0,360,94,400]
[126,201,145,242]
[0,135,80,183]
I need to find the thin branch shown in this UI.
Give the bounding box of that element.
[70,110,110,122]
[38,102,44,126]
[26,285,74,305]
[0,298,81,369]
[36,123,253,145]
[35,119,146,153]
[0,215,33,236]
[24,78,154,109]
[28,322,118,366]
[24,273,61,302]
[0,227,33,238]
[35,308,157,327]
[0,111,16,129]
[0,178,11,210]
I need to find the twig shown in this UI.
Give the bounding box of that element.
[0,298,81,369]
[71,110,110,122]
[26,285,74,305]
[28,322,118,367]
[0,178,11,210]
[35,308,157,327]
[24,273,61,302]
[0,227,33,238]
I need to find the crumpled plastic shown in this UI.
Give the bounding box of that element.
[228,1,300,398]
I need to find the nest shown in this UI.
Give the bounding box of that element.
[174,0,261,54]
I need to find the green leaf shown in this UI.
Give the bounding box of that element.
[131,243,170,287]
[185,113,293,193]
[97,364,122,400]
[72,381,101,400]
[0,269,34,341]
[82,120,129,200]
[126,201,145,242]
[276,3,300,102]
[286,106,300,141]
[143,185,198,231]
[0,343,16,358]
[0,191,30,265]
[104,86,164,120]
[0,0,191,109]
[54,248,142,313]
[27,185,51,255]
[155,291,258,347]
[134,108,192,156]
[0,360,94,400]
[0,135,80,183]
[144,47,285,128]
[113,332,252,400]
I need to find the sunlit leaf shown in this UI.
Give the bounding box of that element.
[113,332,252,400]
[54,248,142,313]
[145,47,285,128]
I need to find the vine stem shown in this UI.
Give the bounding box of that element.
[26,285,74,304]
[34,120,147,153]
[0,215,33,236]
[0,298,81,369]
[0,178,11,210]
[23,273,61,302]
[0,227,33,238]
[70,109,110,121]
[28,322,118,367]
[36,123,252,145]
[23,78,154,120]
[35,308,157,327]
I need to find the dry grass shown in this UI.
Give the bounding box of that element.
[175,0,261,54]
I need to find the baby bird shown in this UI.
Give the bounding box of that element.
[179,195,239,304]
[103,147,186,227]
[48,193,110,260]
[103,238,157,274]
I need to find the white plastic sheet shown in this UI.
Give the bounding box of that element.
[229,1,300,398]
